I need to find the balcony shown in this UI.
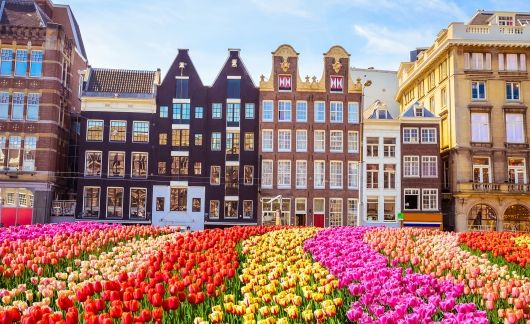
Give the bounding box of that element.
[457,182,530,194]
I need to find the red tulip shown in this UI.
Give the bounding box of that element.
[140,309,152,322]
[57,296,74,311]
[152,307,163,320]
[121,312,133,324]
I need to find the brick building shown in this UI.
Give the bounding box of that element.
[0,0,87,225]
[258,45,362,227]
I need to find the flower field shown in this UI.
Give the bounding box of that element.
[0,224,529,323]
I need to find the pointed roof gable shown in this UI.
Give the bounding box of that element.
[401,101,436,118]
[364,99,395,120]
[211,48,256,88]
[160,49,204,87]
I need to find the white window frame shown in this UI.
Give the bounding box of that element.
[421,156,438,177]
[403,156,420,177]
[506,113,525,144]
[348,102,359,124]
[278,100,292,122]
[330,101,343,123]
[84,150,102,177]
[296,130,307,152]
[348,162,359,189]
[508,158,526,184]
[329,198,343,227]
[329,161,343,189]
[471,81,486,100]
[314,130,325,152]
[403,128,419,144]
[422,188,438,211]
[295,160,307,189]
[471,112,490,143]
[261,160,273,188]
[277,160,291,189]
[86,119,104,142]
[348,131,359,153]
[262,129,273,152]
[278,129,291,152]
[314,101,325,123]
[347,198,358,226]
[329,130,343,152]
[421,128,437,144]
[296,101,307,122]
[132,121,149,143]
[262,100,274,122]
[130,187,147,218]
[506,82,521,101]
[404,188,420,211]
[314,160,325,189]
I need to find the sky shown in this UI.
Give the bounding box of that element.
[67,0,530,85]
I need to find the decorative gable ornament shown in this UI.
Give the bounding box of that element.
[231,59,238,67]
[280,57,290,72]
[278,75,292,91]
[332,59,342,73]
[330,75,344,92]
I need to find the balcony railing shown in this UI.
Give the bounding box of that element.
[457,182,530,193]
[468,224,496,232]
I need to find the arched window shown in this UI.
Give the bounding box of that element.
[468,204,497,231]
[503,205,530,232]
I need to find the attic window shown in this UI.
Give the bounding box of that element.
[497,15,514,26]
[377,109,388,119]
[415,108,423,117]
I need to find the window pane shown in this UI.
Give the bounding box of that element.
[11,93,24,120]
[130,188,147,217]
[175,79,189,99]
[1,49,12,76]
[15,49,27,77]
[0,92,9,120]
[133,122,149,142]
[227,79,240,98]
[106,187,124,218]
[29,51,43,77]
[108,152,125,177]
[27,93,40,121]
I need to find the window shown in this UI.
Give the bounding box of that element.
[473,157,490,183]
[0,136,6,167]
[384,197,396,221]
[227,103,240,123]
[106,187,123,218]
[0,92,9,120]
[6,136,21,169]
[110,121,126,142]
[172,103,191,120]
[132,121,149,142]
[314,102,325,122]
[195,106,204,119]
[211,132,221,151]
[421,156,437,177]
[108,152,125,177]
[209,200,220,219]
[507,121,524,161]
[261,160,273,188]
[170,188,187,211]
[348,162,359,189]
[429,96,435,111]
[428,71,436,90]
[243,200,253,219]
[210,166,220,185]
[159,106,168,118]
[403,156,420,177]
[347,199,358,226]
[471,81,486,100]
[295,198,306,214]
[329,198,343,227]
[85,151,102,176]
[403,128,419,143]
[278,101,291,122]
[159,133,167,145]
[227,79,240,98]
[175,79,189,99]
[404,189,420,210]
[366,137,378,157]
[82,187,100,218]
[296,101,307,122]
[506,82,520,101]
[366,164,379,189]
[244,165,254,185]
[225,166,239,192]
[313,198,325,214]
[314,161,325,189]
[499,53,526,71]
[172,129,189,147]
[29,50,43,77]
[262,100,273,121]
[441,87,447,108]
[11,93,24,120]
[245,103,255,119]
[158,162,166,174]
[277,161,291,188]
[278,130,291,152]
[348,102,359,124]
[383,164,395,189]
[244,132,254,151]
[329,161,343,189]
[1,49,12,76]
[15,49,27,76]
[314,131,325,152]
[26,93,40,121]
[22,136,36,171]
[440,59,448,80]
[366,197,378,222]
[422,189,438,211]
[194,162,202,175]
[171,156,188,175]
[421,128,437,144]
[464,53,491,70]
[508,158,526,184]
[131,152,148,178]
[225,201,238,219]
[471,113,490,143]
[212,103,222,119]
[194,134,203,146]
[296,130,307,152]
[330,102,343,123]
[383,138,396,157]
[262,130,273,152]
[348,131,359,153]
[296,160,307,189]
[156,197,164,211]
[330,131,343,152]
[226,132,240,155]
[498,15,514,26]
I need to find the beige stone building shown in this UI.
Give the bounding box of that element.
[396,11,530,232]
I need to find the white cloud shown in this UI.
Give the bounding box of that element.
[353,24,434,55]
[250,0,313,18]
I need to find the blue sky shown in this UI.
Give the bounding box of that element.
[68,0,530,84]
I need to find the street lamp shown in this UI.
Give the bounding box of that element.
[267,195,284,225]
[358,78,372,227]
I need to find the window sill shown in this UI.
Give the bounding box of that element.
[505,142,528,149]
[464,69,493,74]
[468,101,492,112]
[470,142,493,148]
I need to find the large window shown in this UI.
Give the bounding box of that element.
[226,131,240,155]
[211,132,221,151]
[175,79,189,99]
[86,120,104,141]
[464,52,491,70]
[212,103,222,119]
[422,189,438,211]
[383,164,395,189]
[22,136,36,171]
[348,131,359,153]
[348,162,359,189]
[329,198,343,227]
[330,102,343,123]
[403,128,419,143]
[366,164,379,189]
[172,129,190,147]
[173,103,191,120]
[330,131,343,152]
[366,137,378,157]
[195,106,204,119]
[225,166,239,191]
[314,131,325,152]
[403,156,419,177]
[15,49,27,76]
[159,133,167,145]
[1,49,12,76]
[106,187,124,218]
[109,121,126,142]
[244,165,254,185]
[471,81,486,100]
[6,136,21,169]
[278,130,291,152]
[227,79,240,98]
[159,106,168,118]
[404,189,420,210]
[499,53,526,71]
[227,103,240,123]
[422,156,438,177]
[170,188,187,211]
[348,102,359,124]
[262,130,273,152]
[29,50,43,77]
[508,158,526,184]
[243,200,253,219]
[171,156,188,175]
[262,100,273,121]
[277,161,291,188]
[383,138,395,157]
[82,187,100,218]
[245,103,255,119]
[329,161,343,189]
[347,199,358,226]
[296,160,307,189]
[108,151,125,177]
[194,134,203,146]
[131,152,148,178]
[11,93,24,120]
[506,114,524,143]
[473,157,490,183]
[0,92,9,120]
[210,166,221,185]
[471,112,490,143]
[506,82,520,101]
[209,200,220,219]
[244,132,254,151]
[296,130,307,152]
[314,161,325,189]
[278,101,291,122]
[384,197,396,221]
[261,160,273,188]
[225,201,238,219]
[130,188,147,218]
[314,102,325,122]
[296,101,307,122]
[421,128,437,144]
[366,197,378,221]
[85,151,102,176]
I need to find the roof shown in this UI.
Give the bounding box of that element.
[0,0,51,27]
[401,101,436,118]
[364,99,395,120]
[85,68,158,96]
[468,11,530,26]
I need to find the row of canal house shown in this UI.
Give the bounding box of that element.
[73,45,443,230]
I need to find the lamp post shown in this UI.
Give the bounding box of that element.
[357,78,372,227]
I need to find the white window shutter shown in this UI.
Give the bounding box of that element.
[498,54,505,71]
[464,53,470,69]
[520,54,527,71]
[485,53,491,70]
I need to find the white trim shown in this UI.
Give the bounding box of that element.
[295,197,307,213]
[226,126,240,132]
[227,76,241,80]
[226,160,239,166]
[175,76,189,79]
[172,124,190,129]
[107,151,125,178]
[82,186,100,218]
[227,98,241,104]
[132,121,150,143]
[170,181,188,187]
[86,119,104,142]
[403,222,442,225]
[171,151,189,157]
[172,98,191,104]
[109,120,127,142]
[224,196,239,201]
[84,150,102,177]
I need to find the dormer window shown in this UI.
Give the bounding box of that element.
[497,15,514,26]
[377,109,387,119]
[415,108,423,117]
